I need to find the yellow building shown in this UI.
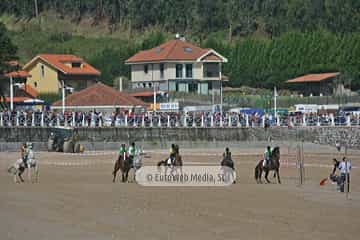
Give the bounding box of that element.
[23,54,101,94]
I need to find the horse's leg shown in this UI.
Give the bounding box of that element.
[14,172,18,183]
[28,166,32,183]
[18,170,25,183]
[112,162,119,183]
[125,169,130,182]
[276,169,281,184]
[265,170,271,183]
[258,168,263,184]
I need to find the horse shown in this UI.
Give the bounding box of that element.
[8,158,39,183]
[112,149,143,183]
[221,155,236,184]
[254,146,281,184]
[157,145,183,174]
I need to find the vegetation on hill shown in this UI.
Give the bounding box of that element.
[0,0,360,90]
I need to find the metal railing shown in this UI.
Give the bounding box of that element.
[0,111,359,128]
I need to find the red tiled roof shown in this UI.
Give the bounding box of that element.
[287,72,340,83]
[52,83,146,107]
[21,84,39,98]
[24,54,101,75]
[126,39,226,63]
[201,53,223,61]
[4,70,31,78]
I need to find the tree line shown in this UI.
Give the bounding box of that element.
[1,0,359,39]
[1,1,360,91]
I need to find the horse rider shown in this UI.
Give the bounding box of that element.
[128,142,137,167]
[118,143,128,160]
[26,142,35,168]
[167,144,177,166]
[222,147,234,170]
[20,142,28,168]
[263,145,272,167]
[223,147,232,162]
[338,157,351,192]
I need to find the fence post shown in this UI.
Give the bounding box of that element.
[16,112,19,126]
[201,115,204,127]
[317,116,321,127]
[228,115,231,127]
[158,115,161,127]
[41,112,44,126]
[246,114,249,127]
[262,115,265,128]
[0,112,2,127]
[72,112,75,126]
[142,115,145,127]
[184,115,187,127]
[330,114,335,126]
[133,116,137,127]
[210,115,214,127]
[31,112,35,126]
[167,115,170,128]
[346,115,351,126]
[125,114,128,127]
[302,115,306,127]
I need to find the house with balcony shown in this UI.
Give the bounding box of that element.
[125,37,228,95]
[23,54,101,94]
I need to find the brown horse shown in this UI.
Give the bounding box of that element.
[112,152,132,183]
[254,146,281,184]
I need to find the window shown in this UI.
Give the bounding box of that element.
[184,47,193,52]
[203,63,220,78]
[185,64,193,78]
[40,65,45,77]
[160,63,164,78]
[176,64,183,78]
[144,64,149,74]
[72,62,81,68]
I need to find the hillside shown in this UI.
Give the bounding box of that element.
[0,0,360,90]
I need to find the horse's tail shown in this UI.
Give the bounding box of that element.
[157,160,165,167]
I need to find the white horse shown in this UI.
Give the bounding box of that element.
[127,148,144,182]
[8,150,39,183]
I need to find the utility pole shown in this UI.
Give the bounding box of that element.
[274,86,277,118]
[34,0,41,26]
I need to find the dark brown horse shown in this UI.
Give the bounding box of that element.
[112,152,132,183]
[254,146,281,184]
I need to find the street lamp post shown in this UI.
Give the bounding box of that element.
[62,80,65,114]
[9,76,14,111]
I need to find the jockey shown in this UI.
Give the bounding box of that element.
[128,142,136,167]
[20,142,28,167]
[118,143,128,159]
[223,147,232,161]
[167,144,176,166]
[263,146,272,167]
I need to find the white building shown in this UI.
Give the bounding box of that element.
[125,36,228,95]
